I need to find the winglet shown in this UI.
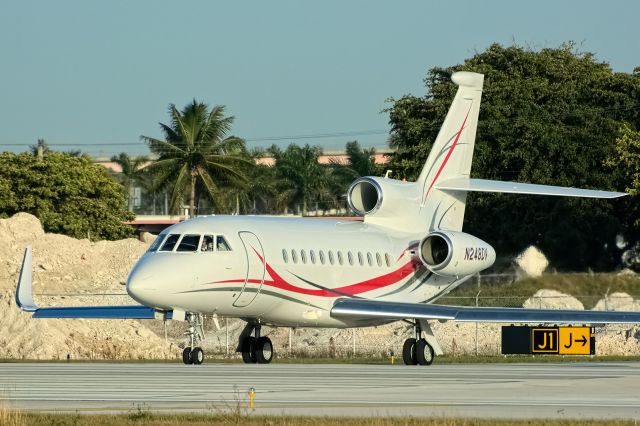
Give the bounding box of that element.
[16,246,38,312]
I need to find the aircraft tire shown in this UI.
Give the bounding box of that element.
[255,337,274,364]
[416,339,434,366]
[241,336,257,364]
[191,347,204,365]
[182,347,193,365]
[402,338,417,365]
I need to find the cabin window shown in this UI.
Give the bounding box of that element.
[376,252,382,267]
[366,252,373,266]
[147,234,166,252]
[282,249,288,263]
[310,250,316,264]
[160,234,180,251]
[291,249,298,264]
[201,235,215,252]
[301,250,307,264]
[319,250,325,265]
[328,251,334,265]
[338,251,344,265]
[385,253,392,267]
[347,251,353,266]
[216,236,231,251]
[357,252,364,266]
[177,234,201,252]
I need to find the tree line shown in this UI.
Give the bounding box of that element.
[2,42,639,271]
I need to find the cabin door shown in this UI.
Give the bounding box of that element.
[234,231,265,307]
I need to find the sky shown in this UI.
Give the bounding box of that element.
[1,0,638,157]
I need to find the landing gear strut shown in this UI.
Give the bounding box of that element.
[402,321,435,366]
[182,313,205,365]
[238,322,274,364]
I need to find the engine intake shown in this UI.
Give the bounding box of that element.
[419,231,495,277]
[347,178,382,216]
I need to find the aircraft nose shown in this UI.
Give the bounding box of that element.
[126,267,154,305]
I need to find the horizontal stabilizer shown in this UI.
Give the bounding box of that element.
[16,246,166,319]
[436,178,626,199]
[331,298,640,324]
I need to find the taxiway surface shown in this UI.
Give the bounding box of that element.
[1,362,639,419]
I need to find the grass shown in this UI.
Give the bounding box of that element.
[3,413,636,425]
[440,273,640,308]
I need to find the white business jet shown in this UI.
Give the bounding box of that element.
[16,72,640,366]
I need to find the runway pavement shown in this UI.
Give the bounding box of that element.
[1,362,640,419]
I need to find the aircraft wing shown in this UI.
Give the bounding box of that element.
[331,298,640,324]
[435,178,627,199]
[16,246,165,319]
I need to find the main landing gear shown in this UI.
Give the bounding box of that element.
[182,313,205,365]
[238,322,273,364]
[402,321,435,366]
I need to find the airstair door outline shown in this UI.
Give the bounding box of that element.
[234,231,265,307]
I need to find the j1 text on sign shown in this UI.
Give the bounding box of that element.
[502,326,595,355]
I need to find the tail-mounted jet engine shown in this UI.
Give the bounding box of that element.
[347,177,417,218]
[419,231,496,277]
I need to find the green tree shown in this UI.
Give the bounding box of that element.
[386,43,640,270]
[269,144,334,215]
[0,152,133,240]
[110,153,149,211]
[141,100,252,216]
[330,140,381,193]
[606,124,640,242]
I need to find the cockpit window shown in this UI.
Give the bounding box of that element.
[160,234,180,251]
[177,234,201,252]
[147,233,166,253]
[216,236,231,251]
[201,235,215,252]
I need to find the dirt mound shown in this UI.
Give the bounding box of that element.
[593,292,640,311]
[515,246,548,277]
[522,289,584,310]
[0,213,177,360]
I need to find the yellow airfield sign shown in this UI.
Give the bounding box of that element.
[558,327,592,355]
[531,327,593,355]
[502,326,595,355]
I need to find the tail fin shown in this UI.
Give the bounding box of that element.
[417,72,484,231]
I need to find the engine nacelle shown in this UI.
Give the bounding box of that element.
[419,231,495,277]
[347,176,417,218]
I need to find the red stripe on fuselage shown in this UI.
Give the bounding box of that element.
[208,246,420,297]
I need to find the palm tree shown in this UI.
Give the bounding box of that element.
[141,100,252,216]
[270,144,334,215]
[110,153,149,211]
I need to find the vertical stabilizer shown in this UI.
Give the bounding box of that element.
[417,72,484,232]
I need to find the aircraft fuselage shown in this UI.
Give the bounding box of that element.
[126,215,466,328]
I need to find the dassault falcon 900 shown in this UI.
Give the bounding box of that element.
[16,72,640,366]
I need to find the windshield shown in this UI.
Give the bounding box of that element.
[176,234,201,252]
[160,234,181,251]
[147,233,166,253]
[150,233,232,253]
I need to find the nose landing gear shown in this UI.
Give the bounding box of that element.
[182,313,205,365]
[238,322,274,364]
[402,320,435,366]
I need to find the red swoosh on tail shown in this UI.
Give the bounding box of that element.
[423,107,471,203]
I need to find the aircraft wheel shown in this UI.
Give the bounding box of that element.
[182,347,193,365]
[241,336,257,364]
[402,338,417,365]
[191,347,204,365]
[416,339,435,366]
[255,337,274,364]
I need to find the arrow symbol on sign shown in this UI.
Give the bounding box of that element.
[576,335,587,346]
